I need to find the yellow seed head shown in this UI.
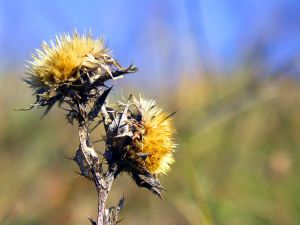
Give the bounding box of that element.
[133,97,176,175]
[27,31,108,86]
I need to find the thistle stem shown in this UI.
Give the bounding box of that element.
[76,104,116,225]
[97,175,114,225]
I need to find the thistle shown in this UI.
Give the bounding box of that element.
[102,96,176,196]
[25,31,136,113]
[23,31,176,225]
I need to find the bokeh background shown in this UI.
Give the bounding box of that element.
[1,1,300,225]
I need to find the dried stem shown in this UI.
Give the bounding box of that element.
[72,66,137,225]
[75,103,119,225]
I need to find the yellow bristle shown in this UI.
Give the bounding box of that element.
[27,31,107,85]
[135,97,176,175]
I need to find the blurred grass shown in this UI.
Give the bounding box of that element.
[0,71,299,225]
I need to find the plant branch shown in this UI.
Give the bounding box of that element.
[75,102,119,225]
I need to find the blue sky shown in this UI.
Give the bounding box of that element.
[1,0,300,81]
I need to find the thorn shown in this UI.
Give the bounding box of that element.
[40,103,55,119]
[117,194,125,212]
[158,194,164,200]
[128,94,133,101]
[165,111,177,120]
[73,170,85,177]
[14,104,35,111]
[64,155,76,161]
[158,111,177,125]
[88,217,96,225]
[90,119,103,132]
[117,218,125,224]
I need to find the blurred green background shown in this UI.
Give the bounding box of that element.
[1,1,300,225]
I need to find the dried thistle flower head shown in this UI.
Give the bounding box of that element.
[27,31,109,86]
[24,30,136,111]
[104,96,176,175]
[102,96,176,197]
[131,97,176,175]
